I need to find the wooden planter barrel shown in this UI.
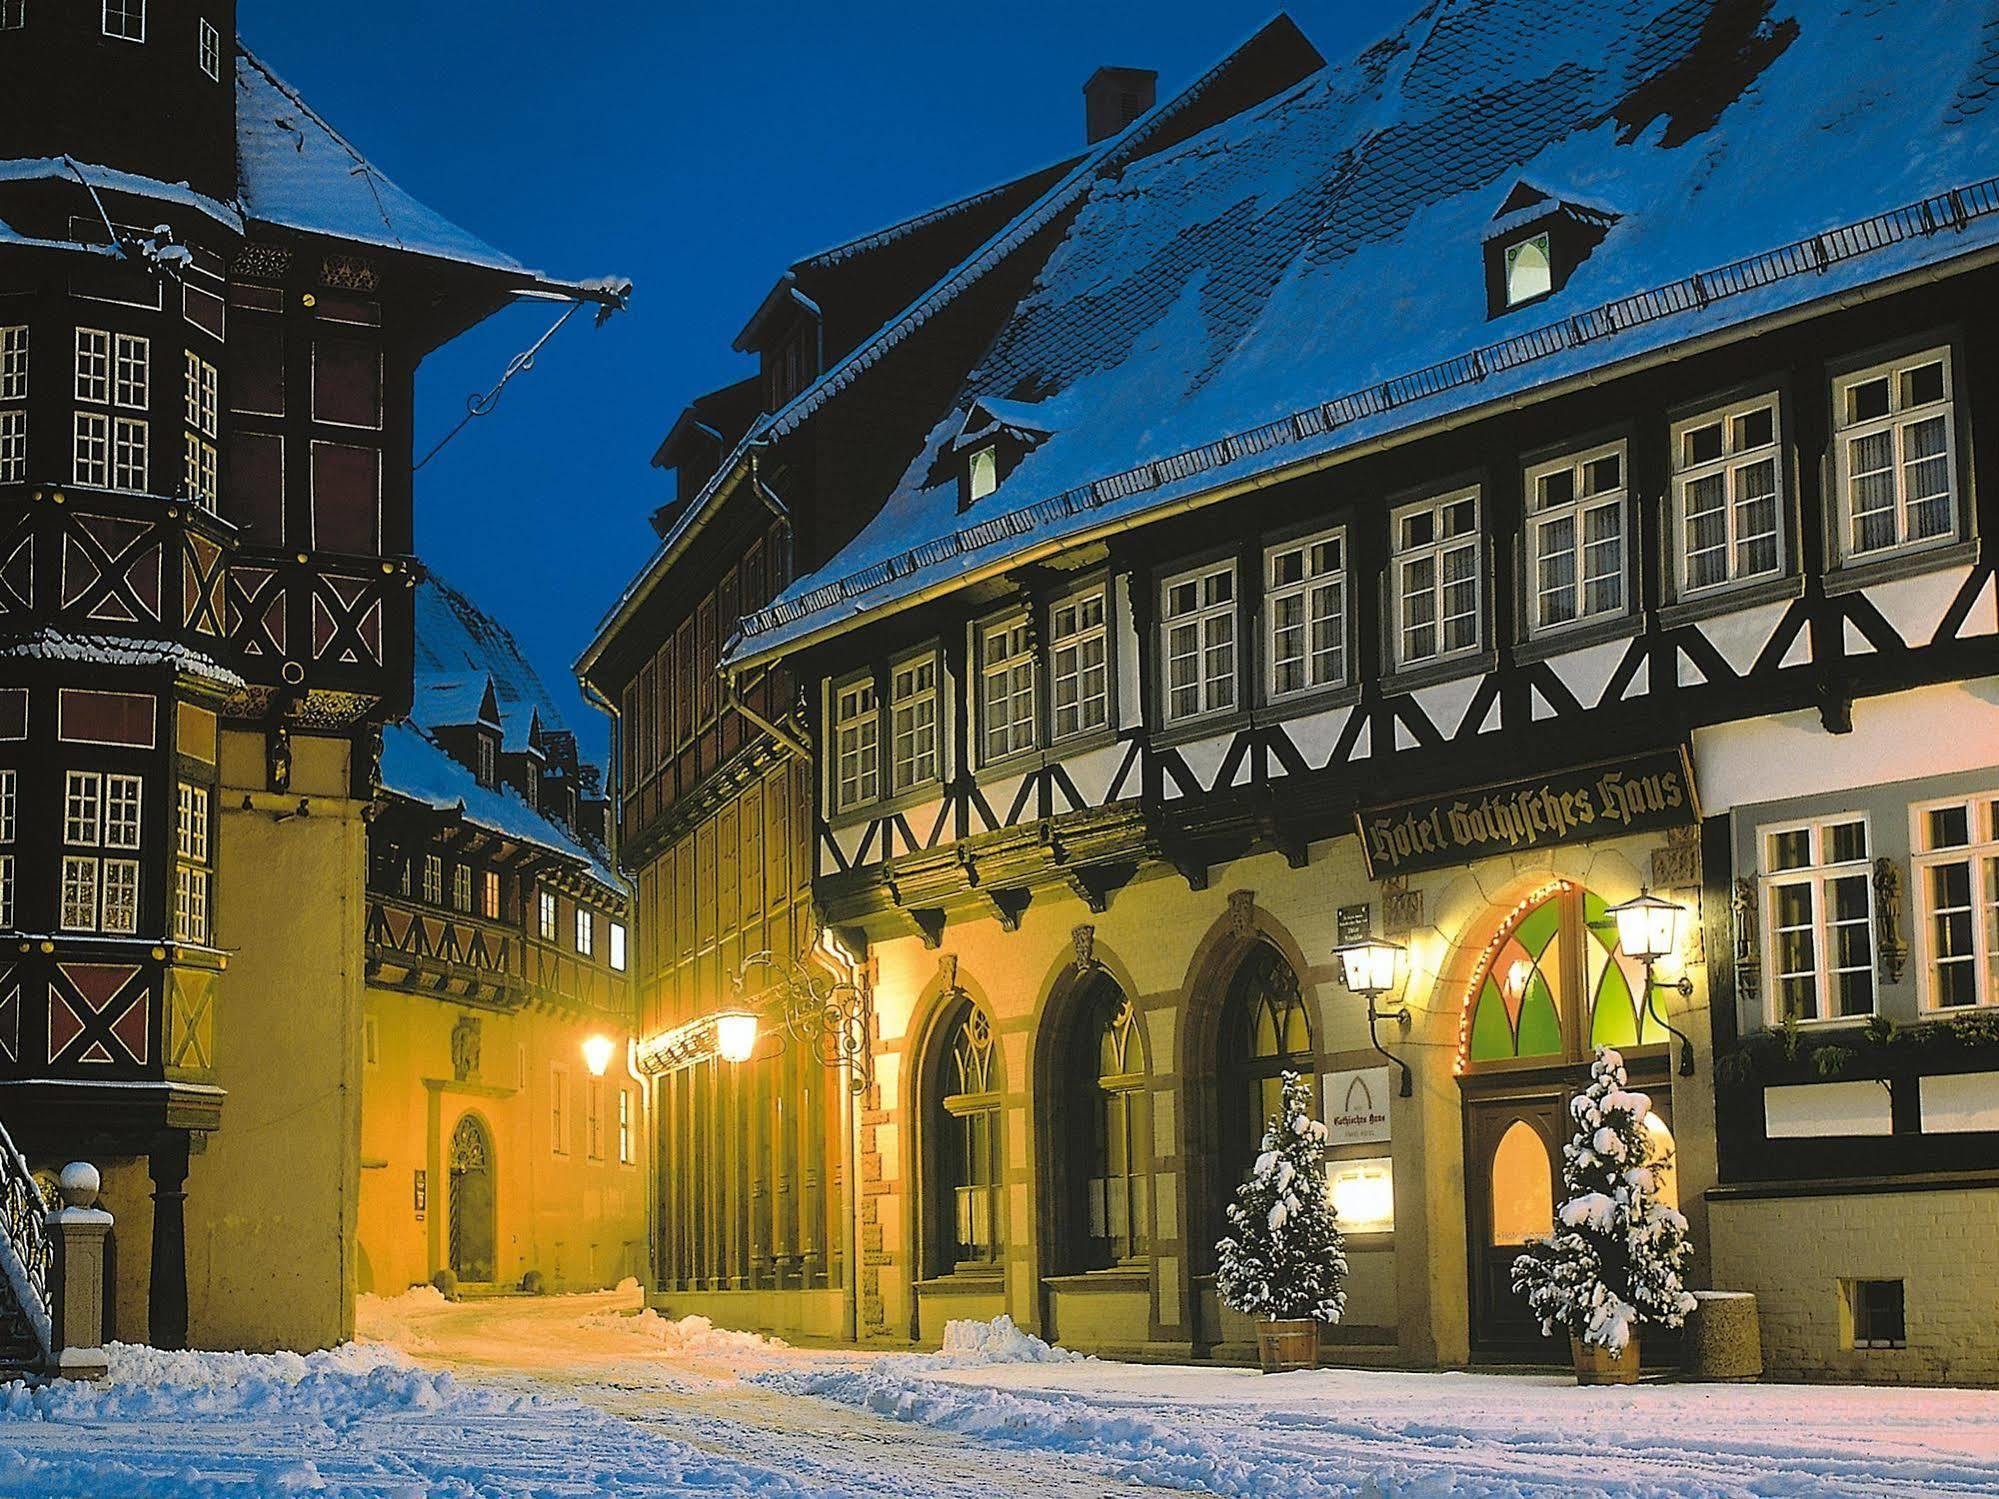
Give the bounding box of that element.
[1570,1333,1641,1385]
[1257,1318,1320,1373]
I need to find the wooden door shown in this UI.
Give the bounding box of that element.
[1464,1094,1564,1359]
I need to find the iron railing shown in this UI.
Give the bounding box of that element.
[0,1116,53,1359]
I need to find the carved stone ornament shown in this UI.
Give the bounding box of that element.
[1226,889,1256,939]
[1651,824,1702,889]
[450,1014,482,1082]
[1071,923,1098,972]
[1381,875,1423,937]
[1874,856,1908,984]
[936,952,961,997]
[1731,877,1761,1005]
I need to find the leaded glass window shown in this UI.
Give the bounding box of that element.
[936,997,1002,1269]
[1085,982,1147,1267]
[1463,884,1662,1068]
[1216,942,1313,1251]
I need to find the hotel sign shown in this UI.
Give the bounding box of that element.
[1355,747,1697,879]
[1323,1066,1393,1145]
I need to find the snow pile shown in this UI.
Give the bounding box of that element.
[592,1308,789,1355]
[0,1338,538,1426]
[354,1282,451,1351]
[937,1315,1082,1366]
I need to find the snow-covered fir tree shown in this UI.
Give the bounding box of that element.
[1511,1047,1697,1353]
[1216,1071,1348,1323]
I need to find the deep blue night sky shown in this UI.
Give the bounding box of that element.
[235,2,1386,758]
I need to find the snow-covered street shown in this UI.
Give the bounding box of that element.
[5,1288,1999,1497]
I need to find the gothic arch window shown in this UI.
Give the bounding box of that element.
[1053,972,1149,1271]
[927,993,1003,1274]
[1461,884,1660,1069]
[1217,941,1313,1230]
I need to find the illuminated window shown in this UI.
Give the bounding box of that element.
[1465,886,1660,1065]
[979,617,1037,763]
[452,864,473,914]
[1503,233,1552,306]
[1488,1120,1553,1244]
[575,906,594,957]
[1077,976,1146,1270]
[966,443,998,502]
[608,921,627,973]
[1328,1157,1394,1234]
[422,853,443,906]
[537,888,557,940]
[932,995,1003,1271]
[889,654,939,791]
[481,870,501,921]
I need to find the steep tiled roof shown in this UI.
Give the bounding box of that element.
[731,0,1999,664]
[413,575,568,754]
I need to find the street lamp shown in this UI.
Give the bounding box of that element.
[1333,935,1413,1099]
[1605,887,1697,1077]
[730,948,873,1095]
[714,1011,760,1065]
[581,1033,616,1078]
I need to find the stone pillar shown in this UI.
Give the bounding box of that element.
[147,1132,190,1351]
[49,1162,113,1381]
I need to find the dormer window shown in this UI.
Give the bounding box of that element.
[102,0,144,42]
[966,444,999,503]
[475,732,496,788]
[1483,181,1618,319]
[1503,233,1552,307]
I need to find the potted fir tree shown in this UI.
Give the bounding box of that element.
[1511,1047,1696,1384]
[1216,1071,1348,1373]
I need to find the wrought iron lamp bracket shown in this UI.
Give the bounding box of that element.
[1366,997,1415,1099]
[734,950,874,1095]
[1643,968,1698,1077]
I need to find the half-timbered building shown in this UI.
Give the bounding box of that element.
[0,3,625,1353]
[360,576,641,1301]
[601,0,1999,1380]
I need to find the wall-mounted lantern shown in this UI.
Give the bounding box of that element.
[1605,887,1697,1077]
[1333,935,1413,1098]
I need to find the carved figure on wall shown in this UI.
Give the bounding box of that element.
[450,1013,482,1082]
[1875,857,1908,984]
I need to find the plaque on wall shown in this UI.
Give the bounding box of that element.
[1323,1066,1393,1145]
[1355,746,1698,879]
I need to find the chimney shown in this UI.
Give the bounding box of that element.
[1083,66,1157,145]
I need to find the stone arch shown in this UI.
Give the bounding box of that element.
[447,1110,496,1284]
[906,959,1006,1285]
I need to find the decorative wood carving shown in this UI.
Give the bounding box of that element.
[320,254,381,293]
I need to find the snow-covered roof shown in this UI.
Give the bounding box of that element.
[579,15,1320,677]
[413,575,569,755]
[0,629,244,690]
[379,722,619,890]
[730,0,1999,665]
[233,47,523,274]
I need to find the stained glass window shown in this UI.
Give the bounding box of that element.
[1465,886,1660,1066]
[1467,891,1565,1063]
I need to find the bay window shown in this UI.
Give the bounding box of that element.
[1672,394,1783,596]
[1265,528,1346,698]
[61,770,144,934]
[978,616,1036,762]
[1049,586,1109,738]
[1160,560,1236,723]
[1392,489,1480,668]
[1760,814,1875,1023]
[1833,347,1957,563]
[1913,792,1999,1010]
[1525,443,1625,633]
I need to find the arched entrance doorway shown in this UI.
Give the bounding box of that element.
[1457,882,1676,1358]
[448,1112,496,1284]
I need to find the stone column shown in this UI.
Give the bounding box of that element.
[147,1132,190,1351]
[49,1162,113,1381]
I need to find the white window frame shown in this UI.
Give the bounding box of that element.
[832,676,879,812]
[184,351,218,437]
[112,416,148,492]
[1049,585,1111,739]
[1160,559,1237,724]
[1390,488,1482,670]
[183,430,217,508]
[1758,812,1877,1025]
[538,888,557,940]
[1831,345,1958,565]
[888,651,940,793]
[198,17,220,80]
[113,333,148,410]
[575,906,594,957]
[75,328,110,404]
[64,771,102,846]
[0,769,13,845]
[1670,393,1785,598]
[1911,791,1999,1012]
[60,855,100,932]
[609,921,627,973]
[452,863,473,914]
[977,614,1038,763]
[0,2,24,33]
[1525,441,1627,635]
[100,858,139,934]
[966,443,999,503]
[73,411,110,487]
[481,869,501,921]
[101,0,143,42]
[1264,527,1347,700]
[0,855,12,931]
[102,772,142,849]
[174,781,210,945]
[422,852,443,905]
[0,410,24,485]
[0,326,26,402]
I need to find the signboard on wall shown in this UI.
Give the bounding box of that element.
[1323,1066,1393,1145]
[1354,746,1699,879]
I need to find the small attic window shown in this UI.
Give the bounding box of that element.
[966,444,999,504]
[1504,234,1553,307]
